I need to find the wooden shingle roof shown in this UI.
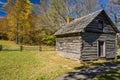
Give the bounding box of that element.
[54,9,119,36]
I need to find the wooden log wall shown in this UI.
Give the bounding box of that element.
[81,32,116,60]
[56,36,82,60]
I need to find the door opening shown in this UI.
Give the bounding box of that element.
[98,41,105,57]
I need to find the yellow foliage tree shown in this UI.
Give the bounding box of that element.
[4,0,32,44]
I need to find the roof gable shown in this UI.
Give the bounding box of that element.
[102,10,119,33]
[85,11,118,33]
[54,10,119,36]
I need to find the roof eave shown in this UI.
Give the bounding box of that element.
[54,29,84,36]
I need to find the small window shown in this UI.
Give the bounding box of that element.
[98,20,103,30]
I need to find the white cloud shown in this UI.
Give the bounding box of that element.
[0,1,6,5]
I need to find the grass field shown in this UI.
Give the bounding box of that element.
[0,40,81,80]
[1,40,120,80]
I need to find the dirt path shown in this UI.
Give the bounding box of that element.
[55,61,120,80]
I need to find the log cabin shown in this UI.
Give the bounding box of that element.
[54,9,119,61]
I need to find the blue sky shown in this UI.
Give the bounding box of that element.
[99,0,108,8]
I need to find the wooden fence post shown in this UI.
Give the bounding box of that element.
[38,31,42,51]
[39,45,41,51]
[0,45,2,51]
[20,45,23,51]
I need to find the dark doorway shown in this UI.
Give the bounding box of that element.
[98,41,105,57]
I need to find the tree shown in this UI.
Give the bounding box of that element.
[23,12,39,45]
[108,0,120,25]
[3,0,16,40]
[4,0,32,45]
[0,18,8,31]
[73,0,97,17]
[35,0,97,34]
[0,18,8,40]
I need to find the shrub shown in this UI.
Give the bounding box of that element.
[41,31,55,46]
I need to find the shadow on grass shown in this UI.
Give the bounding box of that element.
[117,55,120,59]
[93,69,120,80]
[74,65,89,70]
[55,59,120,80]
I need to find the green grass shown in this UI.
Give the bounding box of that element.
[0,40,81,80]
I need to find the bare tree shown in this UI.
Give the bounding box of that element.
[108,0,120,25]
[35,0,97,33]
[74,0,97,17]
[109,0,120,4]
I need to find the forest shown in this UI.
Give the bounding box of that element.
[0,0,120,46]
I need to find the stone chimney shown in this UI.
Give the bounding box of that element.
[66,17,74,24]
